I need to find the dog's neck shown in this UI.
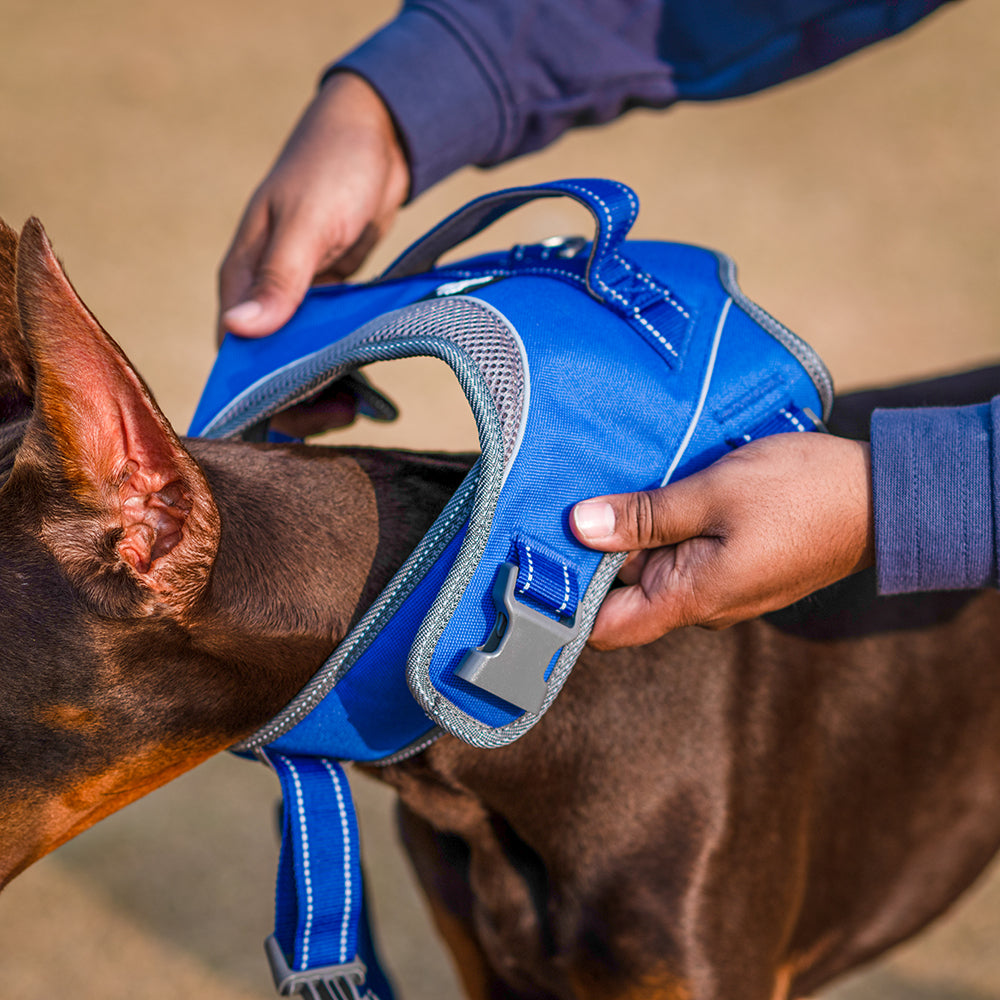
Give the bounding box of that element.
[189,439,381,676]
[171,438,470,725]
[0,426,468,882]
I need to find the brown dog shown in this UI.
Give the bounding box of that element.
[1,217,999,1000]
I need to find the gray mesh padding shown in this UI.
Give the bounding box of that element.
[362,298,526,465]
[230,296,529,752]
[201,298,525,468]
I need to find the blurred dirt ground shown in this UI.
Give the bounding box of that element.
[1,0,999,997]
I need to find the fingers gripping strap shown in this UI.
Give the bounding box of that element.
[381,178,639,302]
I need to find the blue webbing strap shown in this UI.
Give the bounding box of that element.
[726,402,818,448]
[265,752,394,1000]
[510,536,580,621]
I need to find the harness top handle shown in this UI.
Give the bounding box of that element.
[381,178,639,303]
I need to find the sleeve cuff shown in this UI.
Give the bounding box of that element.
[871,401,997,593]
[329,7,507,198]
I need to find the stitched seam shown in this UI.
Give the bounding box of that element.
[322,761,354,964]
[780,407,807,432]
[438,261,681,359]
[616,255,691,319]
[557,181,630,297]
[280,755,314,968]
[630,304,679,358]
[608,178,640,230]
[435,263,589,290]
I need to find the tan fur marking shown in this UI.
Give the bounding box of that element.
[1,737,226,886]
[568,966,691,1000]
[421,890,494,1000]
[36,704,101,733]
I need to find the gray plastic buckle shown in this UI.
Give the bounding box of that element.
[456,562,580,713]
[265,935,369,1000]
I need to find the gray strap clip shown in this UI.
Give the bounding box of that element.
[265,935,370,1000]
[456,562,580,714]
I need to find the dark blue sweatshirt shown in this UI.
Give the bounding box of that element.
[335,0,997,595]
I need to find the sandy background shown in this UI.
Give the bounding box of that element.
[1,0,999,997]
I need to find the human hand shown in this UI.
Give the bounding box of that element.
[570,432,874,650]
[218,71,410,343]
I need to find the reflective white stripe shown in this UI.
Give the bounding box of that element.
[780,407,808,432]
[558,564,571,614]
[278,754,315,968]
[661,297,731,486]
[321,760,354,964]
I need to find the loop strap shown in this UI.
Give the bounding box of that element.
[510,536,579,620]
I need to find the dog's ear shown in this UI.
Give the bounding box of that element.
[13,217,220,617]
[0,219,32,420]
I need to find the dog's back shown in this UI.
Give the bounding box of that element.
[382,577,1000,1000]
[379,368,1000,1000]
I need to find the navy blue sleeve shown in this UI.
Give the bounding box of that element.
[333,0,953,196]
[871,398,1000,593]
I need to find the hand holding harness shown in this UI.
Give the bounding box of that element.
[191,179,833,998]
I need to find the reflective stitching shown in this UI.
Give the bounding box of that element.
[631,305,678,357]
[607,178,640,230]
[523,544,534,593]
[558,181,618,295]
[780,407,808,432]
[558,564,571,614]
[279,755,314,969]
[322,761,354,964]
[436,263,589,290]
[616,255,691,319]
[439,260,682,358]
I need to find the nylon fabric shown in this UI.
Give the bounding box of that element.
[510,536,580,618]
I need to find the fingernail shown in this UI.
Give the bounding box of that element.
[572,501,616,541]
[223,300,263,327]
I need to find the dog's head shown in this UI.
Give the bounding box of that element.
[0,218,237,883]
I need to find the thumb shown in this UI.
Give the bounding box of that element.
[221,220,328,339]
[570,479,711,553]
[221,263,310,340]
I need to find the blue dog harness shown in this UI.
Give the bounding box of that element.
[191,179,832,998]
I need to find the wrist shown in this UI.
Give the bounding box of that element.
[307,71,410,207]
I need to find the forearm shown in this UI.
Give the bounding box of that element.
[332,0,954,196]
[332,1,674,196]
[871,398,1000,593]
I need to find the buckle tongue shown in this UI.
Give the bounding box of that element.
[456,562,580,713]
[266,935,370,1000]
